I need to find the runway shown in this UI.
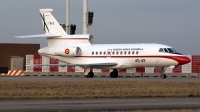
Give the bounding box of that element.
[0,97,200,112]
[0,76,200,82]
[1,77,200,111]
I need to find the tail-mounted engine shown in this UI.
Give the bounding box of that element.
[54,46,82,56]
[88,35,94,43]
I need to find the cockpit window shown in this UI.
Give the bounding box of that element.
[159,48,164,52]
[172,48,177,53]
[164,48,169,52]
[158,47,182,55]
[167,48,174,53]
[159,48,175,53]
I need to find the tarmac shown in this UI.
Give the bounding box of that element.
[0,76,200,82]
[1,77,200,111]
[0,97,200,112]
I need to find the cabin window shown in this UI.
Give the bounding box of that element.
[128,51,131,55]
[132,51,135,55]
[92,51,94,55]
[124,51,127,55]
[116,51,119,55]
[136,51,139,54]
[120,51,123,55]
[112,51,115,55]
[96,51,98,55]
[108,51,110,55]
[103,51,106,55]
[100,51,102,55]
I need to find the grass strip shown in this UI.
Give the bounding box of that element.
[0,81,200,99]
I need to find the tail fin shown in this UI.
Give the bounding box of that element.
[15,9,91,47]
[39,9,67,36]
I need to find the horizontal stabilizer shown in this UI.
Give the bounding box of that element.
[14,34,61,38]
[26,62,118,67]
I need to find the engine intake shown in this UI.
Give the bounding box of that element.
[89,35,94,43]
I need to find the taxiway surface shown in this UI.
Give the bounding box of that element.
[0,97,200,112]
[0,76,200,82]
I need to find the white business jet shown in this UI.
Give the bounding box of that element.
[15,9,191,79]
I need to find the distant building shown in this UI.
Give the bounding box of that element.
[0,43,40,70]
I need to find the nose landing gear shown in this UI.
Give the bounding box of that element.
[160,67,167,79]
[161,74,167,79]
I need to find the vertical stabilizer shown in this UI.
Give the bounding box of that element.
[39,9,68,36]
[15,9,92,47]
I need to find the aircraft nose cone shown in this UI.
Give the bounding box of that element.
[177,56,191,65]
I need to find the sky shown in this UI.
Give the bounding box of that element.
[0,0,200,54]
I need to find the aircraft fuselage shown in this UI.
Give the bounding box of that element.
[38,43,190,69]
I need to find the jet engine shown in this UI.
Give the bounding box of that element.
[54,46,82,56]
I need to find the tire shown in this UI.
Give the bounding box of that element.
[110,72,117,78]
[86,72,94,78]
[161,74,167,79]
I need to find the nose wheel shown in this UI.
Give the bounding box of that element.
[110,69,118,78]
[160,67,167,79]
[161,74,167,79]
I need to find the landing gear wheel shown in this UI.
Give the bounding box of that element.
[110,69,118,78]
[110,72,116,78]
[86,72,94,78]
[161,74,167,79]
[160,67,167,79]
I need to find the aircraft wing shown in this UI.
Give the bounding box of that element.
[26,62,118,67]
[14,34,61,38]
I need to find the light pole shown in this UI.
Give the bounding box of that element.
[66,0,70,34]
[83,0,88,34]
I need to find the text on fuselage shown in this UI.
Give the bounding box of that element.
[113,48,143,51]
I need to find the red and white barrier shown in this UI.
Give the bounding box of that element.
[182,55,191,73]
[42,56,50,72]
[7,70,25,76]
[58,61,67,72]
[26,55,34,72]
[191,55,200,73]
[50,58,58,72]
[33,54,42,72]
[0,73,7,76]
[93,68,101,72]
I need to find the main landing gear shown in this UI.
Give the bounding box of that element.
[86,71,94,78]
[160,67,167,79]
[85,68,119,78]
[85,67,94,78]
[110,69,118,78]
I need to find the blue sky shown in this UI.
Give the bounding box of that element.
[0,0,200,54]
